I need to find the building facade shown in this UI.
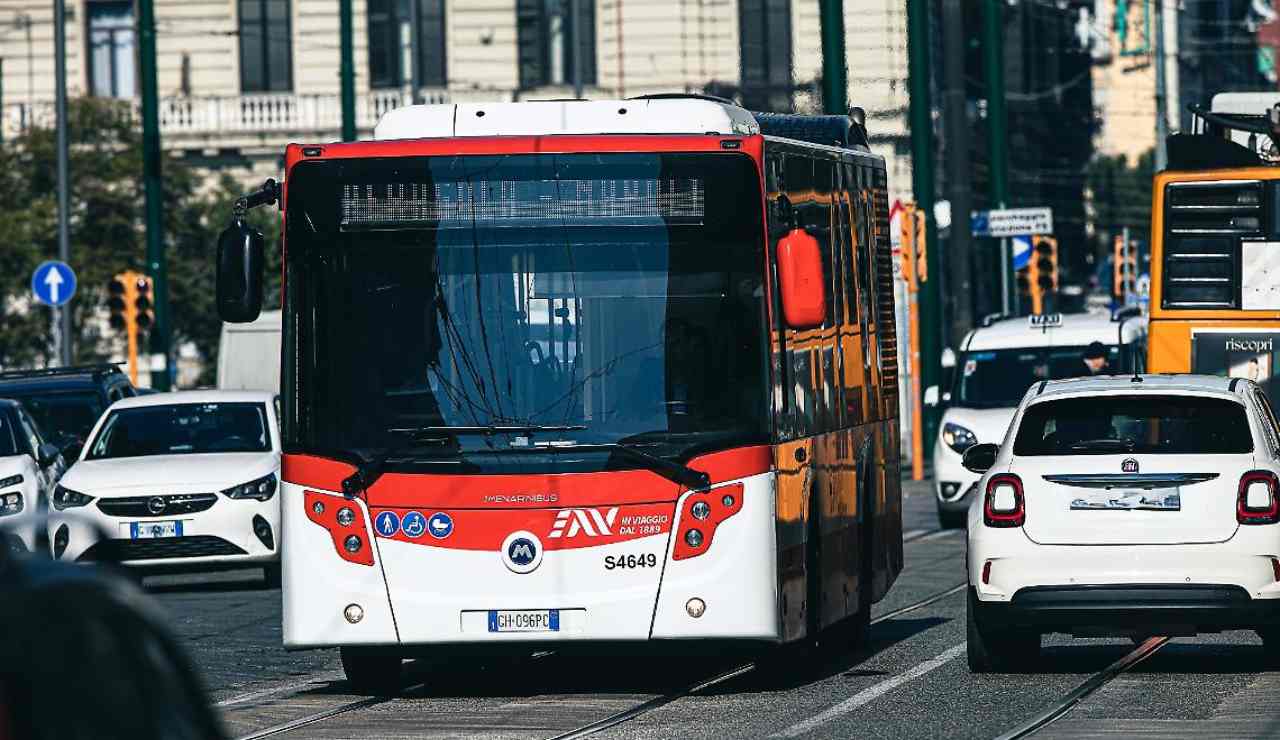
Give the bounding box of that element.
[0,0,911,201]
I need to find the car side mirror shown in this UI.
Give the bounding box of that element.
[941,347,957,369]
[775,228,826,330]
[216,218,265,323]
[37,442,61,467]
[924,385,940,407]
[961,443,1000,474]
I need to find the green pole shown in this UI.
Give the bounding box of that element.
[339,0,356,141]
[819,0,847,115]
[908,0,942,458]
[139,0,168,390]
[982,0,1011,313]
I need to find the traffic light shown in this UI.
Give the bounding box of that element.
[1113,235,1138,300]
[107,270,151,384]
[1029,235,1058,314]
[898,203,927,289]
[107,275,129,331]
[134,275,154,330]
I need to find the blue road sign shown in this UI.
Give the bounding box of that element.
[32,261,76,307]
[1012,235,1032,270]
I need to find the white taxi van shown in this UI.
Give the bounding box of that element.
[927,310,1147,528]
[963,374,1280,672]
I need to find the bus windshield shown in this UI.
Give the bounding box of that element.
[282,151,770,472]
[954,344,1125,408]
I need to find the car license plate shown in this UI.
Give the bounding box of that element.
[129,520,183,539]
[487,609,560,633]
[1069,489,1181,511]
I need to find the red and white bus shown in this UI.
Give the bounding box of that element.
[216,97,903,693]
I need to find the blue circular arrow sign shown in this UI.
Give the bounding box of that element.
[32,261,76,307]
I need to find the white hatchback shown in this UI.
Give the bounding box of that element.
[964,374,1280,672]
[47,390,282,584]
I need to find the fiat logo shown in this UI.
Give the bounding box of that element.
[1121,458,1139,473]
[146,496,166,515]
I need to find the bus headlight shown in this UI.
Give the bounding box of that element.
[942,423,978,453]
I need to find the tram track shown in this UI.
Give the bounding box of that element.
[226,532,964,740]
[993,635,1170,740]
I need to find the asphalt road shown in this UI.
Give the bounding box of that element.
[139,479,1280,739]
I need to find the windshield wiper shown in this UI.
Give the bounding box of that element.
[387,424,587,439]
[494,441,711,491]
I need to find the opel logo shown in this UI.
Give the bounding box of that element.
[146,496,166,515]
[501,530,543,574]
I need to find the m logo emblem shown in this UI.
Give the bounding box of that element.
[1122,458,1139,473]
[501,530,544,574]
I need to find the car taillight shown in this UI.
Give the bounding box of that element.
[1238,471,1280,525]
[983,474,1024,528]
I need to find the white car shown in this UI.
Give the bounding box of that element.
[47,390,282,584]
[930,310,1147,529]
[0,399,67,553]
[964,374,1280,672]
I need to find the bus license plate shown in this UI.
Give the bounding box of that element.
[129,520,183,539]
[488,609,560,633]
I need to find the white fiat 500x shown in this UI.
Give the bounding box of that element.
[964,374,1280,672]
[47,390,282,584]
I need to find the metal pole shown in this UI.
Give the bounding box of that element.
[819,0,847,115]
[339,0,356,140]
[54,0,71,366]
[139,0,168,388]
[982,0,1011,313]
[942,0,972,336]
[1154,0,1168,171]
[569,0,583,98]
[908,0,942,458]
[408,0,422,104]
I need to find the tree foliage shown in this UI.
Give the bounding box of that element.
[0,98,280,383]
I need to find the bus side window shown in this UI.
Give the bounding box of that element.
[1255,390,1280,455]
[782,155,825,439]
[813,156,841,435]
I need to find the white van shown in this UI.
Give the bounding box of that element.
[927,310,1147,528]
[217,310,281,393]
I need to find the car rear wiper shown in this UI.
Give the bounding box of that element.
[1067,438,1136,452]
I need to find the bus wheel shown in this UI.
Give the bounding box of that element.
[340,647,404,696]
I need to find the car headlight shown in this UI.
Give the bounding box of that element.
[0,474,23,489]
[942,422,978,453]
[52,485,93,510]
[222,473,278,502]
[0,492,22,517]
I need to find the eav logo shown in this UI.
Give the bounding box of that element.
[549,507,620,538]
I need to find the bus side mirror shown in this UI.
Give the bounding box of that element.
[216,218,264,323]
[776,228,826,330]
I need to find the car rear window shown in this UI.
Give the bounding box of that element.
[1013,395,1253,455]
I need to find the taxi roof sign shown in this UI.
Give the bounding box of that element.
[1028,313,1062,329]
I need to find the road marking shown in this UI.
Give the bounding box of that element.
[769,644,966,738]
[215,671,344,707]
